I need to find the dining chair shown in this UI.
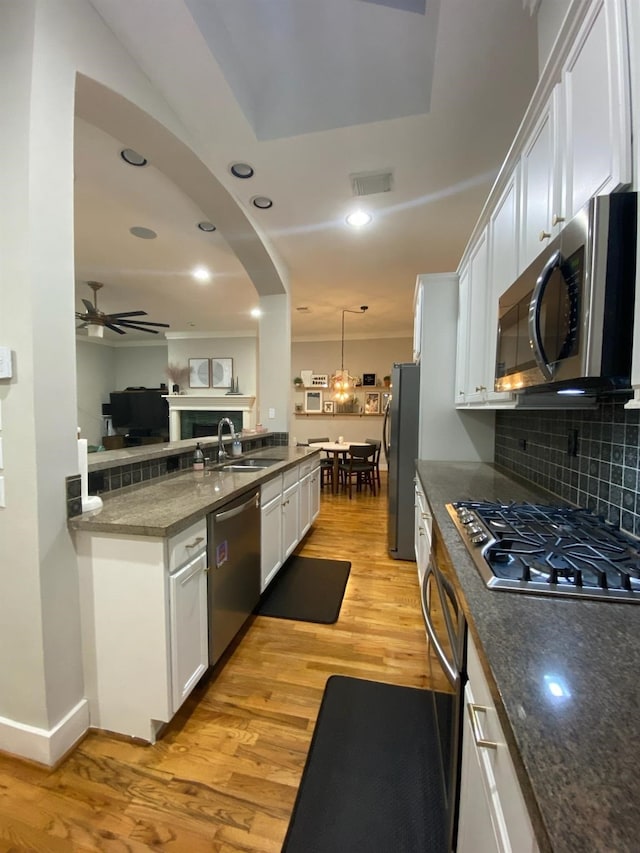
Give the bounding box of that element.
[365,438,382,489]
[308,437,333,487]
[338,444,377,498]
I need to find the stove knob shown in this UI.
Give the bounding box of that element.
[459,512,474,525]
[467,524,483,536]
[471,532,488,545]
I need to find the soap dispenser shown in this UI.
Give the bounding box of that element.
[232,435,242,457]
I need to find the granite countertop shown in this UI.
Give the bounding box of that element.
[69,446,319,538]
[417,461,640,853]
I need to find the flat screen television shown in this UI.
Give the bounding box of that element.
[109,389,169,435]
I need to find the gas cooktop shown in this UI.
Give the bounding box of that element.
[446,500,640,603]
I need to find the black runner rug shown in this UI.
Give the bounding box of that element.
[282,675,447,853]
[256,555,351,624]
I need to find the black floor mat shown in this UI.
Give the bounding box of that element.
[282,675,448,853]
[256,556,351,624]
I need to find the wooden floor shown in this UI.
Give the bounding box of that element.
[0,473,449,852]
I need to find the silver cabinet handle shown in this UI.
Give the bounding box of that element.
[467,702,497,749]
[185,536,204,549]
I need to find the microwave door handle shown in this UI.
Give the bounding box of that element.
[421,565,459,689]
[528,249,561,380]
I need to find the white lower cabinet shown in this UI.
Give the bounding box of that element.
[260,457,320,592]
[169,549,208,714]
[76,517,209,742]
[457,634,539,853]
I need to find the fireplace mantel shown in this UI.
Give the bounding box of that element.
[164,394,256,441]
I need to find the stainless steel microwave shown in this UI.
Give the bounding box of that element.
[495,192,637,394]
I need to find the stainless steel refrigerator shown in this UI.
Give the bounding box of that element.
[383,362,420,560]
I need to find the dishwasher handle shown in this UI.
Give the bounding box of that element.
[213,491,259,523]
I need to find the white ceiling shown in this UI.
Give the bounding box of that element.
[76,0,539,342]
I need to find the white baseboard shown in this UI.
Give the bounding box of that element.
[0,698,89,766]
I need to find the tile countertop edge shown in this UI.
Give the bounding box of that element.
[416,460,640,853]
[69,448,320,538]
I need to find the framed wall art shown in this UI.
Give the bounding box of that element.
[210,357,233,389]
[305,390,323,413]
[362,373,377,386]
[189,358,210,388]
[364,391,381,414]
[323,400,335,413]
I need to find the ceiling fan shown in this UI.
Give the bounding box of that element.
[75,281,170,336]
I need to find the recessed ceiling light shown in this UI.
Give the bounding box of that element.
[346,210,373,228]
[197,221,216,232]
[230,162,255,179]
[129,226,157,240]
[120,148,148,167]
[250,307,262,318]
[252,196,273,210]
[192,267,211,282]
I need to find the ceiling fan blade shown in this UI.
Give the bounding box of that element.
[110,321,161,334]
[108,310,149,319]
[105,323,126,335]
[82,298,96,313]
[113,319,171,328]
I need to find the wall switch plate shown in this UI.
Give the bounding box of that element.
[268,407,275,419]
[0,476,5,507]
[0,347,12,379]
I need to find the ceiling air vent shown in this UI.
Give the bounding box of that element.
[350,169,394,197]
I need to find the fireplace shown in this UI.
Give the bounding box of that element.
[164,394,256,442]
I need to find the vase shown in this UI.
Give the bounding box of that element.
[172,384,179,394]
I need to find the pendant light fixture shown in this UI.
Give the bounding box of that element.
[331,306,368,402]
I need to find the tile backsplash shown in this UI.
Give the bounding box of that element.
[494,398,640,537]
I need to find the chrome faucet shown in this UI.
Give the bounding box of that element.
[217,417,235,462]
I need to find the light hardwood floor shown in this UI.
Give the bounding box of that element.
[0,473,449,852]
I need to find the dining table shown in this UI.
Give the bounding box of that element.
[308,441,369,494]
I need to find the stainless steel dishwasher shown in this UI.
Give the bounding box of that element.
[207,487,261,665]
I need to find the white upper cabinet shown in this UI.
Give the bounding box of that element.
[413,277,424,364]
[464,229,491,404]
[519,87,561,270]
[454,263,471,405]
[560,0,632,218]
[487,169,520,402]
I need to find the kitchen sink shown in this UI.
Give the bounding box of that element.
[219,458,282,471]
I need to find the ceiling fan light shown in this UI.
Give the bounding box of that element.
[88,324,104,338]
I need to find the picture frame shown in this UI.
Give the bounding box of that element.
[323,400,335,414]
[189,358,210,388]
[364,391,381,414]
[362,373,377,386]
[305,390,323,413]
[210,357,233,389]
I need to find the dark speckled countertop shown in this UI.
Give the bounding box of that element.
[69,447,319,538]
[417,461,640,853]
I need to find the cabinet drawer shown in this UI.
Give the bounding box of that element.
[299,457,314,477]
[261,474,283,505]
[168,518,207,572]
[283,465,299,490]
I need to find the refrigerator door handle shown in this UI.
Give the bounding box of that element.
[382,400,391,463]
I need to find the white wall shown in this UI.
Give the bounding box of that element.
[290,337,412,450]
[114,343,168,391]
[76,340,116,445]
[167,336,257,396]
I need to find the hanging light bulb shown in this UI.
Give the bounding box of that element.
[330,307,368,402]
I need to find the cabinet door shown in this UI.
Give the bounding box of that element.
[487,171,519,403]
[464,229,490,404]
[413,277,424,363]
[456,682,503,853]
[169,550,208,713]
[261,494,283,591]
[520,88,560,270]
[414,483,431,585]
[455,264,470,405]
[561,0,632,219]
[299,472,311,539]
[282,482,300,561]
[310,465,321,522]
